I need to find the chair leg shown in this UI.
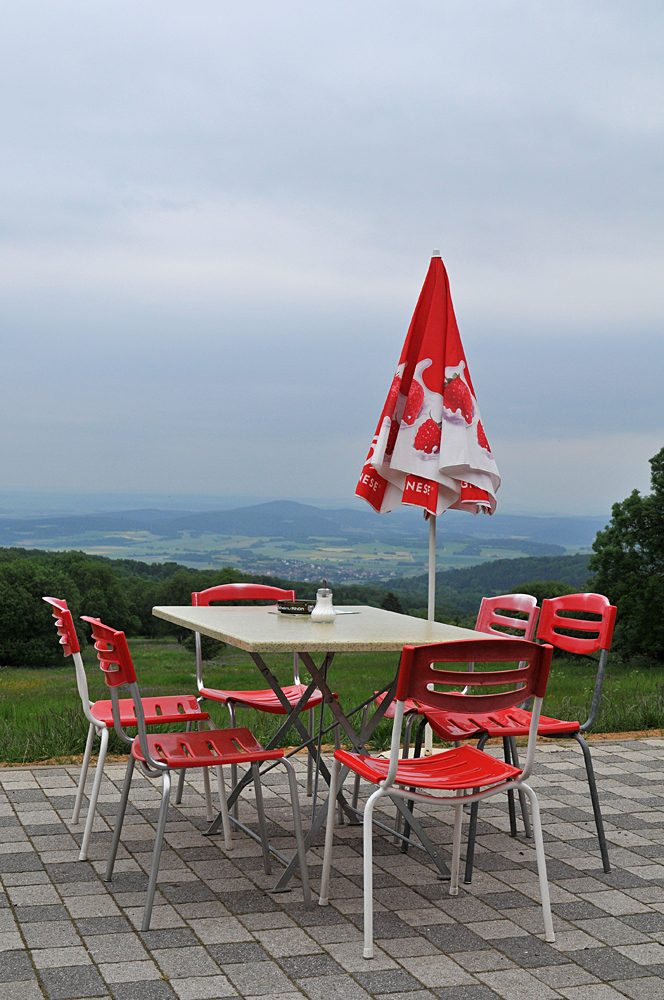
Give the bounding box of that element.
[307,707,314,797]
[503,737,518,837]
[197,721,214,822]
[105,755,136,882]
[352,706,369,811]
[142,769,171,932]
[334,725,344,826]
[175,721,193,805]
[283,759,311,907]
[575,733,611,873]
[394,714,416,844]
[202,720,233,850]
[463,733,488,884]
[363,786,384,960]
[509,737,532,838]
[520,781,555,943]
[450,791,464,896]
[252,761,272,875]
[228,702,239,819]
[215,765,233,851]
[79,726,109,861]
[401,716,427,853]
[73,723,95,824]
[319,758,340,906]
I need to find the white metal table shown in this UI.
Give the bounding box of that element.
[152,604,487,889]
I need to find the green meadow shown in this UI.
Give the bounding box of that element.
[2,637,663,765]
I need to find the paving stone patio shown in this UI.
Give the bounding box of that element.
[2,739,664,999]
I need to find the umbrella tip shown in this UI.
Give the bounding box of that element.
[431,248,441,258]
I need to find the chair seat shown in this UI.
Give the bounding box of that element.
[91,695,209,728]
[131,726,284,768]
[424,705,580,741]
[374,692,420,719]
[334,743,521,791]
[200,683,330,715]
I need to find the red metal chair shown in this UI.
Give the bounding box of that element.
[387,594,539,840]
[179,583,332,810]
[83,615,311,931]
[319,637,555,958]
[43,597,212,861]
[424,593,617,879]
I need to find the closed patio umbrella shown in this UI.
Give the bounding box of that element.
[356,252,500,619]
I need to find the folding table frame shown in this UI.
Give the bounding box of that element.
[151,605,489,890]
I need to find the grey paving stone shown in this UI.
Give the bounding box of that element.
[158,883,217,904]
[477,891,536,910]
[207,941,269,964]
[45,862,96,884]
[6,790,47,803]
[103,872,149,893]
[221,890,279,914]
[569,947,652,980]
[347,913,417,939]
[176,847,227,862]
[610,978,664,999]
[152,947,221,979]
[0,982,43,1000]
[494,936,569,968]
[431,988,501,1000]
[419,924,488,953]
[287,904,348,926]
[0,951,35,982]
[354,968,422,993]
[14,905,69,923]
[552,901,608,920]
[589,871,653,890]
[0,855,43,874]
[75,917,132,935]
[140,929,199,949]
[39,966,109,999]
[297,975,372,1000]
[109,984,177,1000]
[224,960,297,995]
[279,954,344,977]
[22,921,80,948]
[622,913,664,932]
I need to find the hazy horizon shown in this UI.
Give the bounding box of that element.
[0,489,612,522]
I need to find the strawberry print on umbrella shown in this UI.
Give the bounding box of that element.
[356,253,500,518]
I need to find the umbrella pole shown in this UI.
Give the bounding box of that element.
[427,514,436,622]
[425,513,436,755]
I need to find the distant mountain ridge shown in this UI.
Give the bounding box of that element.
[0,499,606,550]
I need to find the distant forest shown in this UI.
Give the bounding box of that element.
[0,546,590,668]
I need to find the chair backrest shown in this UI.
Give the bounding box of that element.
[80,616,138,687]
[43,597,80,656]
[394,637,553,780]
[475,594,539,641]
[397,638,552,716]
[43,596,104,726]
[80,615,159,768]
[536,593,616,654]
[192,583,295,606]
[535,593,617,732]
[191,583,297,690]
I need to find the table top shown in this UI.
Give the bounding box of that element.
[151,604,489,653]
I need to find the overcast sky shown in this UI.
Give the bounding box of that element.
[1,1,662,516]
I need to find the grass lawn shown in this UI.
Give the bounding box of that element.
[1,637,663,764]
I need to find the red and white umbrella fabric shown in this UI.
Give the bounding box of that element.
[355,252,500,614]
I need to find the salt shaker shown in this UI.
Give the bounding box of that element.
[311,579,336,623]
